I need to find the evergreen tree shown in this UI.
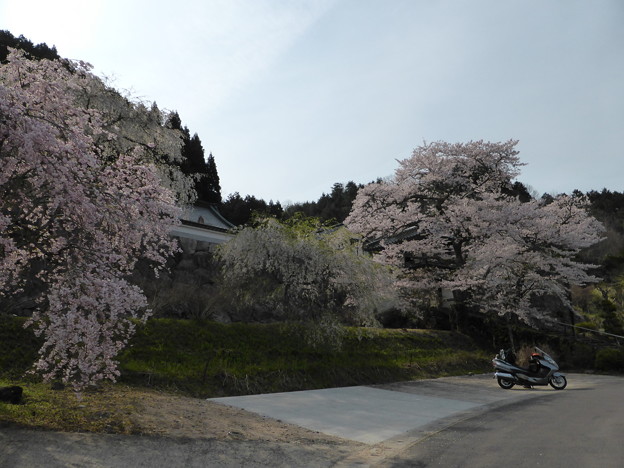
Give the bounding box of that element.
[165,111,183,131]
[1,30,60,62]
[284,181,363,223]
[165,112,221,204]
[203,153,222,204]
[220,193,247,226]
[185,133,205,173]
[586,189,624,234]
[220,193,283,226]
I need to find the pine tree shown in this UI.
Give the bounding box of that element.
[165,111,182,131]
[184,133,205,175]
[203,153,222,204]
[166,111,222,204]
[1,30,60,62]
[284,181,363,222]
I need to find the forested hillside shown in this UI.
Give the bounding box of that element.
[571,189,624,337]
[0,30,59,62]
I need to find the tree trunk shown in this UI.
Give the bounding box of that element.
[569,308,577,341]
[506,313,516,352]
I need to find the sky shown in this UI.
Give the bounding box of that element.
[2,0,623,204]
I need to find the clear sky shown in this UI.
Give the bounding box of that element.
[2,0,623,204]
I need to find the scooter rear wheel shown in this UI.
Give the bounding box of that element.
[497,377,515,389]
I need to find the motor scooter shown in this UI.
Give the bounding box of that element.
[492,347,567,390]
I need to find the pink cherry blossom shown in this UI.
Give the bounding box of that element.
[1,50,190,390]
[345,140,604,324]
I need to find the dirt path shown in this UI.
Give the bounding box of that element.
[131,390,359,445]
[1,392,364,467]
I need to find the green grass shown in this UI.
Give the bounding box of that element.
[0,378,144,434]
[116,319,491,397]
[0,316,42,380]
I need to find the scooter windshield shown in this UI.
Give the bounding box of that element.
[535,347,556,366]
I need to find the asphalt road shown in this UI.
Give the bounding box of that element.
[1,374,622,467]
[375,374,624,468]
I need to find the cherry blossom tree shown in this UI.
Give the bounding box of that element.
[216,216,400,343]
[345,140,604,329]
[0,50,189,389]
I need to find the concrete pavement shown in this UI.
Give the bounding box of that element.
[209,373,562,445]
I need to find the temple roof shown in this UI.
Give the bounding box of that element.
[180,202,235,232]
[170,202,235,243]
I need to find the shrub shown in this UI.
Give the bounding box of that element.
[595,347,624,372]
[575,321,597,331]
[561,342,595,369]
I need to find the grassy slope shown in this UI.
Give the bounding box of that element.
[118,319,491,397]
[0,316,491,432]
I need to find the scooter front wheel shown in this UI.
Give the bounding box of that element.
[497,377,515,389]
[549,375,567,390]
